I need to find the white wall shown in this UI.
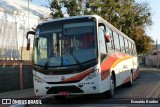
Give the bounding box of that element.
[0,11,42,60]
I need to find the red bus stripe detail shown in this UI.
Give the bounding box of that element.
[123,76,130,84]
[61,68,94,82]
[111,56,132,69]
[101,53,132,80]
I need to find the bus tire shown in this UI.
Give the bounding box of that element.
[137,72,140,79]
[127,72,133,87]
[105,75,115,98]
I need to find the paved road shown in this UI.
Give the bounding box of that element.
[1,67,160,107]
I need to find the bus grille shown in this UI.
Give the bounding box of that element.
[46,86,84,94]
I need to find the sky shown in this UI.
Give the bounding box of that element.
[25,0,160,44]
[135,0,160,44]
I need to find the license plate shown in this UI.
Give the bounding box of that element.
[58,91,70,96]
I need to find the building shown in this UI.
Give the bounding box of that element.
[145,44,160,67]
[0,0,50,60]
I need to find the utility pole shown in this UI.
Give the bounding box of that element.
[156,39,159,69]
[28,0,30,60]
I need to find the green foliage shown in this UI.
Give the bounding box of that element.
[50,0,63,18]
[62,0,81,16]
[133,27,153,54]
[49,0,153,54]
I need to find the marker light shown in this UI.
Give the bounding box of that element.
[85,69,99,81]
[34,75,44,83]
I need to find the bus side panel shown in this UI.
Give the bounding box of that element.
[100,52,134,88]
[113,57,134,86]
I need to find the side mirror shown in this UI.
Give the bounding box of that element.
[26,38,30,50]
[26,31,35,51]
[105,32,110,42]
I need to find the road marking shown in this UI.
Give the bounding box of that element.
[147,80,160,98]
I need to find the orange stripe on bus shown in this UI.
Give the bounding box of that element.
[61,67,94,82]
[101,52,132,80]
[111,56,132,69]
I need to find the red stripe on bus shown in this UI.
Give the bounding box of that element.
[123,76,131,84]
[61,68,94,82]
[101,53,132,80]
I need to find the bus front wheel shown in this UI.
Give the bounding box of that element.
[104,75,115,98]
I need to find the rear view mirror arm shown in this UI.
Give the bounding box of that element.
[26,31,35,39]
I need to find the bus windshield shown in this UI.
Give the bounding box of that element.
[34,21,97,67]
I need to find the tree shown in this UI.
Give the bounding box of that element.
[49,0,153,54]
[50,0,63,18]
[62,0,81,16]
[133,27,153,54]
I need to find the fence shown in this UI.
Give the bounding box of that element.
[0,60,33,93]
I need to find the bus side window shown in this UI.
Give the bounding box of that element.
[132,43,137,56]
[98,26,107,54]
[131,43,134,55]
[113,32,120,51]
[128,41,131,54]
[124,39,129,53]
[134,44,137,56]
[106,27,114,49]
[119,35,125,53]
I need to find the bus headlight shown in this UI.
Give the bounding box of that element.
[85,69,99,81]
[34,75,44,83]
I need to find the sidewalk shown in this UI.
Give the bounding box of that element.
[139,67,160,71]
[0,88,35,98]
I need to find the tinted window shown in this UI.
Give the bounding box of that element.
[124,39,129,53]
[106,27,114,49]
[98,26,107,54]
[128,41,132,54]
[119,36,125,53]
[131,43,137,56]
[113,32,120,51]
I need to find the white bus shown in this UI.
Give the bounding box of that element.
[26,15,139,99]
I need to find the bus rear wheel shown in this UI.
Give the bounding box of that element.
[126,72,133,87]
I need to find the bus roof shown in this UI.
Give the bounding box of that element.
[41,15,100,24]
[40,15,134,43]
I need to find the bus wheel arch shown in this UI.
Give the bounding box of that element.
[104,70,116,98]
[111,71,116,88]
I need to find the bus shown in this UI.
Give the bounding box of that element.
[26,15,139,99]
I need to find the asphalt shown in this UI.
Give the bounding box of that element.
[0,88,34,98]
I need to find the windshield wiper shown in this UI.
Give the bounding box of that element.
[43,57,51,70]
[68,48,85,70]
